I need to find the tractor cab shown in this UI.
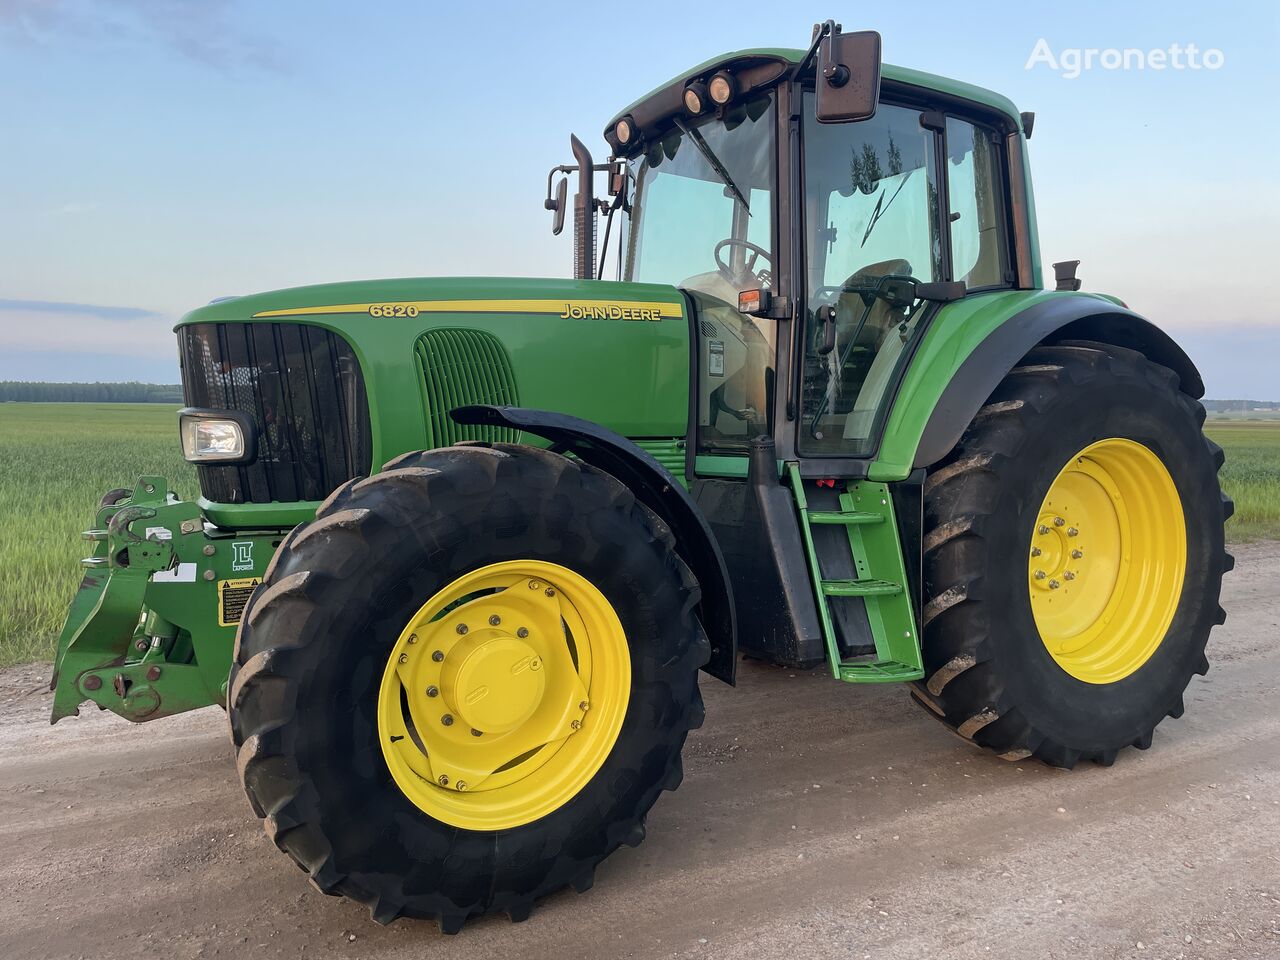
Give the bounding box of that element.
[550,22,1034,464]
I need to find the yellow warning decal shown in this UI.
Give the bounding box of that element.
[251,299,683,321]
[218,577,261,627]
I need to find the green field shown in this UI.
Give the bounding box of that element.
[0,404,1277,667]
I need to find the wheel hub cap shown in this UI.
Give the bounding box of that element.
[1028,438,1186,684]
[376,561,631,830]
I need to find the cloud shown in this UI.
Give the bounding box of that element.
[0,300,177,365]
[0,0,286,73]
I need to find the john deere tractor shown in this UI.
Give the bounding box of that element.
[52,22,1231,932]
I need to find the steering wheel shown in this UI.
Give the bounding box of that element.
[714,238,773,288]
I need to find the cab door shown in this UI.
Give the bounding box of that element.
[793,91,1013,462]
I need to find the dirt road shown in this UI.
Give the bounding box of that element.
[2,543,1278,960]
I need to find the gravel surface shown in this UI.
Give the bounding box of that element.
[2,542,1277,960]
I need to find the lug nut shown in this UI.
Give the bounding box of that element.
[455,623,469,635]
[432,650,444,662]
[529,581,541,590]
[471,728,483,737]
[1053,516,1065,527]
[398,653,408,664]
[1064,571,1076,581]
[545,587,556,597]
[1030,547,1042,557]
[1038,524,1050,535]
[437,775,449,786]
[455,781,468,791]
[1071,549,1083,559]
[426,685,439,698]
[488,614,501,626]
[1049,579,1061,590]
[408,633,418,644]
[517,627,529,638]
[1034,570,1047,580]
[579,700,590,712]
[441,714,454,726]
[570,719,582,730]
[1067,527,1079,537]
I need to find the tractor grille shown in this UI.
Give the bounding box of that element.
[415,328,520,446]
[178,322,372,504]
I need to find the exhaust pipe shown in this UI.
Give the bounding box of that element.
[570,134,596,281]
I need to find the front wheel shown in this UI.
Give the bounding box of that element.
[914,340,1231,767]
[228,444,707,931]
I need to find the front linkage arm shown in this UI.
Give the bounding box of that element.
[50,477,278,724]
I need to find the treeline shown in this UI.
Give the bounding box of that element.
[0,382,184,403]
[1205,399,1280,413]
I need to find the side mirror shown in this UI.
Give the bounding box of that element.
[545,177,568,236]
[815,25,882,124]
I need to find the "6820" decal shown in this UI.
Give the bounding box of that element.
[368,303,420,318]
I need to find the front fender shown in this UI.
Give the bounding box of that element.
[452,404,736,684]
[870,290,1203,480]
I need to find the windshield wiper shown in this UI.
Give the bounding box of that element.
[673,118,752,215]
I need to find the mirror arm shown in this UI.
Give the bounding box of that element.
[794,19,836,78]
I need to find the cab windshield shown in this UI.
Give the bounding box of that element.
[623,92,776,304]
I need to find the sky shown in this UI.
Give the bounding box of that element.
[1,0,1277,398]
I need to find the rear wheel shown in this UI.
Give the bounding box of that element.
[228,444,707,931]
[914,341,1232,766]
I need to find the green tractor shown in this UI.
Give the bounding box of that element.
[52,21,1231,932]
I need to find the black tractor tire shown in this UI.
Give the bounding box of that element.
[227,443,708,932]
[913,340,1232,767]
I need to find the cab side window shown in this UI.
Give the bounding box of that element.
[946,117,1006,289]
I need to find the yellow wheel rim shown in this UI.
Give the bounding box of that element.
[376,560,630,830]
[1029,438,1186,684]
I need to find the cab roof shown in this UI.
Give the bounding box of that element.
[604,47,1024,148]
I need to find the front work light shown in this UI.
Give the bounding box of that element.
[708,72,736,105]
[179,408,255,463]
[615,116,635,145]
[683,82,709,115]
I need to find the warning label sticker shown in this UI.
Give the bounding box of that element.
[218,577,261,627]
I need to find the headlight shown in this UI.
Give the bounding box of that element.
[708,71,736,105]
[683,82,709,115]
[615,116,635,145]
[179,408,255,463]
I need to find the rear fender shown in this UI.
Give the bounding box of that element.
[870,290,1203,480]
[452,405,737,684]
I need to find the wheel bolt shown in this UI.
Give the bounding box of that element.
[1030,547,1042,557]
[517,627,529,638]
[1038,524,1050,535]
[441,714,454,726]
[1053,517,1065,527]
[545,587,556,597]
[579,700,590,712]
[437,775,449,786]
[408,633,418,644]
[1067,527,1079,537]
[1071,548,1083,559]
[488,614,501,626]
[1049,579,1061,590]
[455,623,468,635]
[398,653,408,664]
[455,781,468,791]
[426,685,439,697]
[471,728,483,737]
[1064,571,1076,581]
[570,719,582,730]
[1034,570,1047,580]
[432,650,444,662]
[529,581,541,590]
